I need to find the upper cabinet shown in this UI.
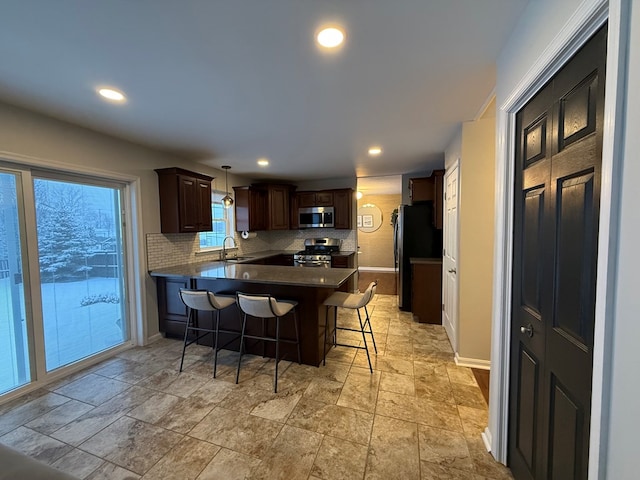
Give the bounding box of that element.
[409,170,444,229]
[155,168,213,233]
[331,189,353,229]
[297,191,334,207]
[234,184,295,232]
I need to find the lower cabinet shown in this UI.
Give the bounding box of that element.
[157,276,190,337]
[331,253,355,292]
[411,259,442,324]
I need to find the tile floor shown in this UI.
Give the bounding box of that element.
[0,294,513,479]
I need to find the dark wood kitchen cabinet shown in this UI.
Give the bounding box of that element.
[297,191,334,208]
[332,189,353,229]
[155,168,213,233]
[157,276,191,337]
[410,259,442,324]
[234,184,294,231]
[409,170,444,229]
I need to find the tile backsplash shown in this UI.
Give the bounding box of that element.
[146,229,356,270]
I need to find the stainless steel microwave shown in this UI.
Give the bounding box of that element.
[298,206,334,228]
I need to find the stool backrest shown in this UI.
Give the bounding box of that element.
[237,293,279,318]
[361,281,378,307]
[179,289,227,311]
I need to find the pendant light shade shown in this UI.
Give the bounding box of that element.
[221,165,233,208]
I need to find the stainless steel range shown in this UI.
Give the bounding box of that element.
[293,238,341,267]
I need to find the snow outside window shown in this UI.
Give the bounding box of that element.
[199,190,234,249]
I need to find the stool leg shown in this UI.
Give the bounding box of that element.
[323,306,329,366]
[357,308,373,373]
[293,309,301,365]
[364,305,378,354]
[236,312,247,384]
[274,316,280,393]
[180,308,192,372]
[213,309,220,378]
[261,317,266,358]
[333,305,338,347]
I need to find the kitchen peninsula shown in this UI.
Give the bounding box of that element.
[150,258,356,366]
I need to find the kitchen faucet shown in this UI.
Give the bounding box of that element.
[222,235,237,261]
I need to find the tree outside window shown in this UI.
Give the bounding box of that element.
[199,191,234,249]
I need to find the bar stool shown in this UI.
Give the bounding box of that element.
[323,281,378,372]
[178,288,238,378]
[235,293,301,393]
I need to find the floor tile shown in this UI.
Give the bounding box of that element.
[466,435,514,479]
[287,397,374,445]
[414,398,464,433]
[311,434,368,480]
[127,392,182,424]
[365,414,420,480]
[141,435,220,480]
[0,392,71,436]
[54,374,131,406]
[0,426,73,465]
[457,405,488,436]
[418,424,474,471]
[138,369,209,398]
[197,448,261,480]
[86,461,140,479]
[336,367,381,413]
[303,378,344,405]
[247,425,322,480]
[25,399,94,435]
[51,448,105,479]
[379,371,416,396]
[446,365,479,387]
[450,383,488,409]
[80,416,183,475]
[189,406,283,458]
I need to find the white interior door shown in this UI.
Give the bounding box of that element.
[443,162,459,351]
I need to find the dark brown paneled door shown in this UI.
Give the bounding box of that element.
[509,25,607,480]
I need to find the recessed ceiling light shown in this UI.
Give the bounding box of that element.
[97,87,126,103]
[368,146,382,156]
[257,158,270,167]
[316,26,345,48]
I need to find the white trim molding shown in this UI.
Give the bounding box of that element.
[489,2,626,479]
[454,353,490,370]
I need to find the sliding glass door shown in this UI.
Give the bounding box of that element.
[33,176,128,371]
[0,164,131,397]
[0,171,30,395]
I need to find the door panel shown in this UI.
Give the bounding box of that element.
[509,25,606,480]
[442,164,458,350]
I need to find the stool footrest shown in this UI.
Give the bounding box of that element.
[333,342,367,351]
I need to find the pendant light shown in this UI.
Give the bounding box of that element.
[221,165,234,208]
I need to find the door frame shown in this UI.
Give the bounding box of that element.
[0,150,148,404]
[442,159,460,353]
[488,0,629,478]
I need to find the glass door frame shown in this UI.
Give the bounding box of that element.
[0,158,144,403]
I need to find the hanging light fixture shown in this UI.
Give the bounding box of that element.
[221,165,234,208]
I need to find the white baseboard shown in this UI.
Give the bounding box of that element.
[454,353,491,370]
[145,333,163,345]
[358,267,397,273]
[482,427,493,452]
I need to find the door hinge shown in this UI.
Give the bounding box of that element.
[442,303,445,311]
[443,248,446,256]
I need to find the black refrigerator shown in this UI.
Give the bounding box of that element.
[395,203,443,311]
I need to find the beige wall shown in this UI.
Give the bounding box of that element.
[444,106,495,363]
[357,193,400,268]
[458,116,495,362]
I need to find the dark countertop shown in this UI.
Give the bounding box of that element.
[150,261,356,288]
[410,257,443,265]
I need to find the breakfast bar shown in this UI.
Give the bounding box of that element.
[150,261,356,366]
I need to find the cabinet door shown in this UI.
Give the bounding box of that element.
[249,188,268,231]
[333,189,352,229]
[316,191,334,206]
[268,185,290,230]
[409,177,435,204]
[178,175,199,232]
[157,276,190,337]
[297,192,316,208]
[197,179,213,232]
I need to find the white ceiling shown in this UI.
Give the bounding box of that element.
[0,1,528,181]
